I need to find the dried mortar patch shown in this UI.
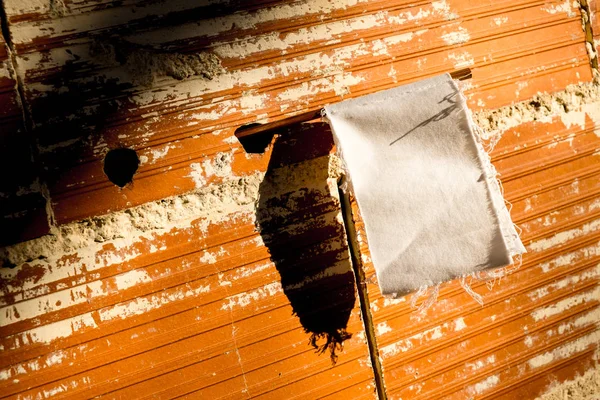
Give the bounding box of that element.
[536,366,600,400]
[328,154,344,181]
[125,50,224,86]
[90,40,224,86]
[49,0,68,17]
[0,174,263,268]
[472,77,600,142]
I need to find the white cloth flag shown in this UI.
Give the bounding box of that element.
[324,74,525,295]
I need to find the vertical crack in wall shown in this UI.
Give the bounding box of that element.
[338,184,388,400]
[0,3,34,133]
[0,1,56,229]
[580,0,599,71]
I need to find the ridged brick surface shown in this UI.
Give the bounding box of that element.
[0,1,599,399]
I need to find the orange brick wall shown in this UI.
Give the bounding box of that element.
[1,1,599,398]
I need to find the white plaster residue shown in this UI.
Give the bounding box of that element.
[251,236,265,247]
[0,364,28,382]
[380,340,413,359]
[539,250,580,273]
[524,336,534,347]
[528,330,600,369]
[332,73,365,97]
[150,144,178,163]
[277,72,364,102]
[469,375,500,395]
[141,111,159,119]
[382,30,422,46]
[448,51,475,68]
[213,32,287,59]
[115,269,152,290]
[213,11,384,60]
[96,247,143,272]
[466,355,496,371]
[581,102,600,136]
[383,296,406,307]
[541,0,577,17]
[493,16,509,26]
[228,261,272,281]
[559,109,587,130]
[277,81,318,102]
[100,283,210,321]
[240,92,268,114]
[380,324,446,358]
[187,163,206,188]
[370,299,380,312]
[219,276,232,287]
[223,136,239,145]
[43,383,68,398]
[441,26,470,45]
[122,0,370,47]
[200,247,227,265]
[0,280,104,326]
[11,0,360,43]
[4,313,98,351]
[1,173,264,309]
[473,82,600,140]
[454,317,467,331]
[0,61,12,80]
[557,307,600,335]
[45,350,67,367]
[531,286,600,321]
[125,36,377,105]
[586,42,599,65]
[202,152,233,179]
[528,219,600,252]
[377,322,393,335]
[528,265,600,301]
[200,251,217,264]
[221,282,282,311]
[515,80,529,99]
[371,39,389,56]
[431,0,459,20]
[536,366,600,399]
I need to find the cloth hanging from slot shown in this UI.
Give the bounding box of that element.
[324,73,525,295]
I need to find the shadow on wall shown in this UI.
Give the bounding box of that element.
[254,123,356,364]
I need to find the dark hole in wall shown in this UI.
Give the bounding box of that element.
[103,148,140,188]
[234,123,276,153]
[255,122,356,364]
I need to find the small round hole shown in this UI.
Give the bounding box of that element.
[103,148,140,188]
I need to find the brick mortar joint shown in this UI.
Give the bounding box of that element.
[472,77,600,142]
[3,73,600,265]
[579,0,599,71]
[0,173,265,268]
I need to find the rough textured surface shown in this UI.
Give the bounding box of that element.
[473,77,600,146]
[537,367,600,400]
[90,40,224,86]
[0,174,263,267]
[0,0,599,398]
